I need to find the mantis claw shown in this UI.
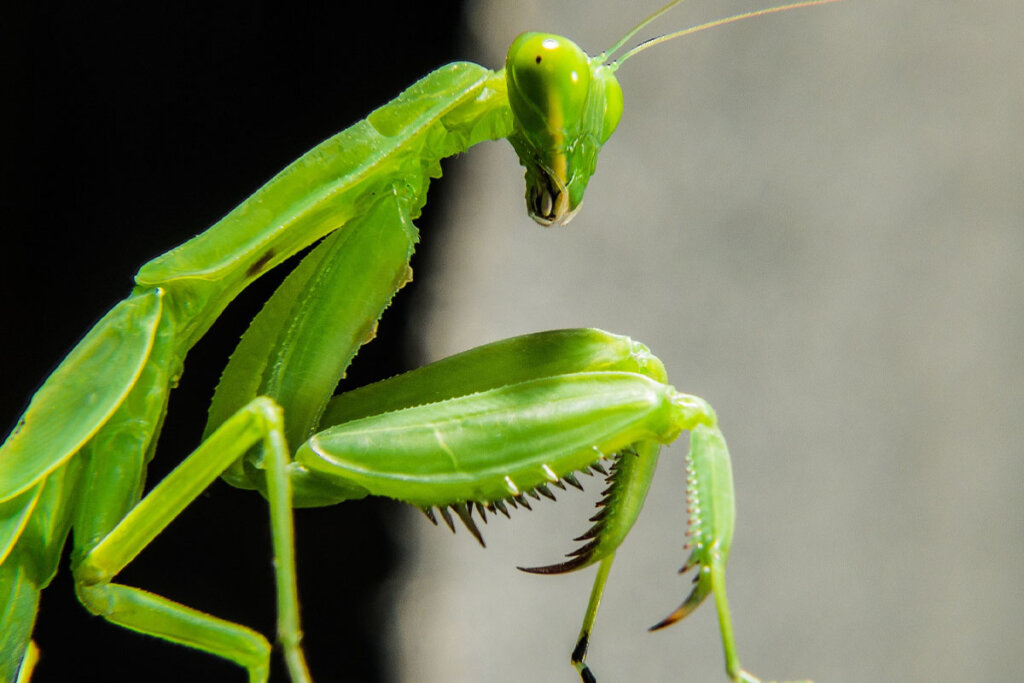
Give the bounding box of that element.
[563,473,584,490]
[491,500,511,518]
[451,503,486,547]
[294,332,809,682]
[420,506,439,526]
[438,506,456,533]
[536,484,557,501]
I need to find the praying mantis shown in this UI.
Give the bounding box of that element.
[0,1,844,681]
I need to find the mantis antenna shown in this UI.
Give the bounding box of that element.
[601,0,846,69]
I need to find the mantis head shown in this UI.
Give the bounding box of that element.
[505,33,623,227]
[504,0,844,228]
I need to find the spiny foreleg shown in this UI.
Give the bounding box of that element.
[300,328,806,683]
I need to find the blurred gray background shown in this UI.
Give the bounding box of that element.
[389,1,1024,681]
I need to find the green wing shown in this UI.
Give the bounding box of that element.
[0,289,162,501]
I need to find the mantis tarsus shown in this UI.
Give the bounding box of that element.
[1,1,842,681]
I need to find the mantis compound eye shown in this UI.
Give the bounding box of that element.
[598,70,623,144]
[506,33,592,136]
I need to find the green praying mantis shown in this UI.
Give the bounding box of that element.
[0,1,843,681]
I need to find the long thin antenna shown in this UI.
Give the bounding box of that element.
[601,0,688,63]
[608,0,845,71]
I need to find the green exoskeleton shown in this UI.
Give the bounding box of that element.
[0,1,841,681]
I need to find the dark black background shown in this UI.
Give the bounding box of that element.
[3,2,469,681]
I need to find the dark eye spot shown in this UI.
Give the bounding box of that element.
[535,55,542,64]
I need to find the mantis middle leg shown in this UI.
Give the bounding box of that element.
[71,396,310,683]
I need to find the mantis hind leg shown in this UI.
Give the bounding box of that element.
[72,397,310,683]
